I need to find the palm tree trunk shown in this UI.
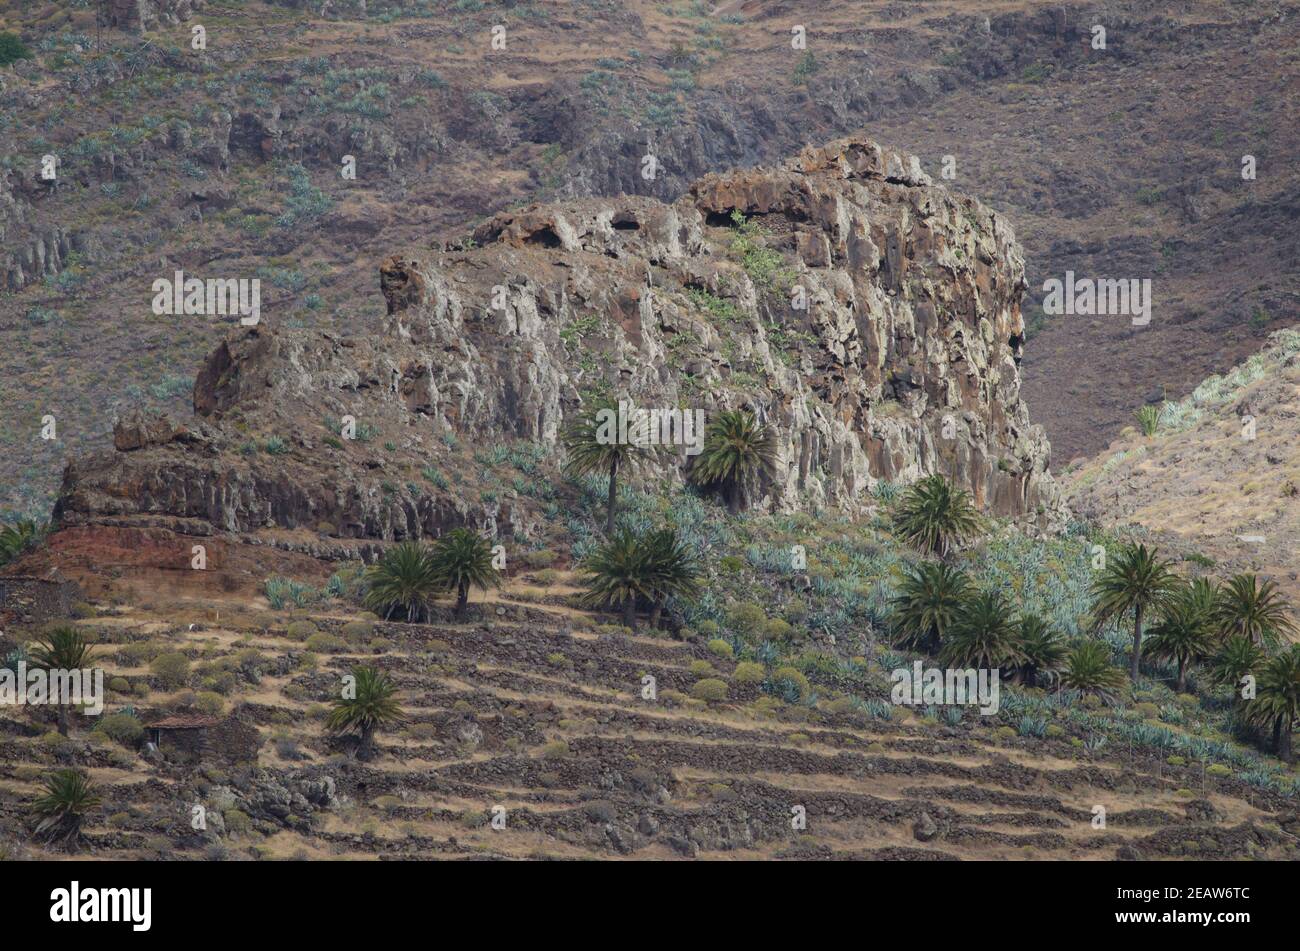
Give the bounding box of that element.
[57,704,69,737]
[1129,604,1144,681]
[456,581,469,618]
[1176,657,1187,693]
[727,480,741,516]
[622,598,637,630]
[606,456,619,534]
[359,723,375,761]
[649,600,663,630]
[1281,719,1294,764]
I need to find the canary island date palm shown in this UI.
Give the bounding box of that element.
[1089,543,1181,681]
[1213,573,1296,649]
[890,561,971,655]
[690,409,777,516]
[1016,614,1066,689]
[1145,581,1215,692]
[32,768,100,851]
[363,541,440,622]
[1210,635,1265,701]
[563,397,656,534]
[579,529,658,629]
[1059,640,1127,703]
[431,528,501,619]
[641,528,702,630]
[326,665,405,761]
[29,625,95,736]
[939,590,1026,672]
[1245,646,1300,763]
[891,474,983,559]
[0,518,45,567]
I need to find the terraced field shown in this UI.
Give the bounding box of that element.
[4,570,1296,861]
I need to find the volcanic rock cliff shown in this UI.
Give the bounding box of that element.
[53,135,1062,547]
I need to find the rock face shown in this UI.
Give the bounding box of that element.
[54,135,1062,543]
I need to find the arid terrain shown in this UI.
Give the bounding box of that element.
[2,1,1299,867]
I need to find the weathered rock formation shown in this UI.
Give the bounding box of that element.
[54,134,1062,545]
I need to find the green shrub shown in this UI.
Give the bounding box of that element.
[770,665,810,700]
[688,659,715,677]
[762,618,794,643]
[0,32,31,67]
[691,678,729,702]
[540,740,569,759]
[107,677,131,693]
[696,619,721,638]
[285,620,318,640]
[734,661,765,684]
[340,620,374,641]
[1206,764,1231,778]
[725,602,766,636]
[706,638,734,660]
[305,632,346,653]
[95,712,143,747]
[223,808,252,835]
[194,692,225,716]
[150,652,191,689]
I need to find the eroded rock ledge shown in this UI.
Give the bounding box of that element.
[55,134,1063,544]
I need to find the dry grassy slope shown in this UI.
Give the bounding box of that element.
[3,569,1297,861]
[1,0,1297,521]
[1065,326,1300,610]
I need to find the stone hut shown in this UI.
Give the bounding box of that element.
[143,713,261,765]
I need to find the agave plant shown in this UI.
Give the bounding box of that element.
[1090,542,1181,680]
[28,626,95,736]
[32,769,100,851]
[363,541,440,622]
[889,561,971,654]
[1059,640,1127,703]
[939,590,1025,671]
[562,397,656,534]
[1244,646,1300,763]
[430,528,501,619]
[689,408,777,515]
[325,665,405,761]
[890,474,983,559]
[1213,573,1296,649]
[1017,614,1066,688]
[1145,581,1215,692]
[1134,403,1161,437]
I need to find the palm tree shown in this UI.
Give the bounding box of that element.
[32,769,100,851]
[939,590,1025,671]
[0,518,45,567]
[641,528,702,630]
[28,626,95,736]
[1145,582,1215,692]
[431,528,501,619]
[1213,573,1296,649]
[690,408,777,515]
[890,561,971,654]
[579,529,655,629]
[1090,543,1181,681]
[1245,646,1300,763]
[326,665,405,761]
[1059,640,1127,703]
[891,474,983,559]
[1210,635,1265,700]
[1017,614,1065,688]
[363,541,440,622]
[563,397,656,534]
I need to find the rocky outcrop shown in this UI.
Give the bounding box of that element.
[101,0,201,33]
[54,134,1063,544]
